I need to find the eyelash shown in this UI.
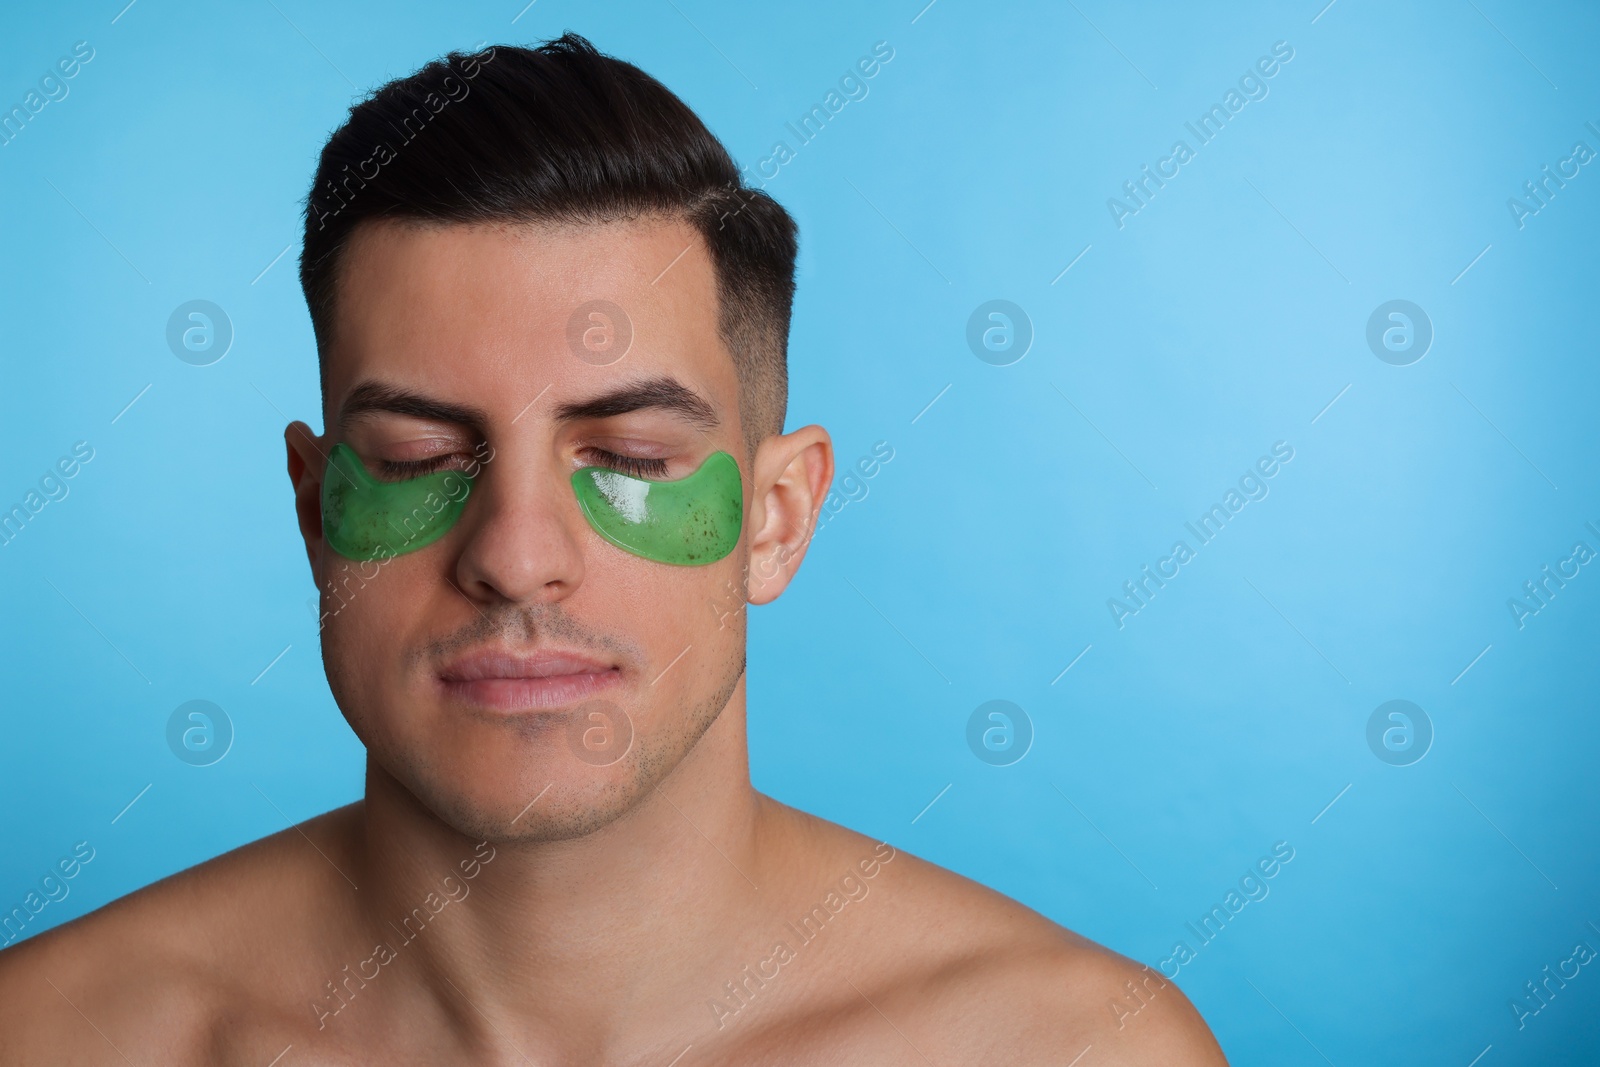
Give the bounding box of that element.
[377,455,469,479]
[378,450,670,480]
[585,448,670,479]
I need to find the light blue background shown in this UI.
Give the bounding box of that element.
[3,1,1598,1063]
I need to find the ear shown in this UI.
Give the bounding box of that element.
[744,424,833,608]
[285,421,327,573]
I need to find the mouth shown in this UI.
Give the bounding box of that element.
[436,647,623,712]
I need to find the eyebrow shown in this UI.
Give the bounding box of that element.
[339,382,488,431]
[551,375,720,432]
[337,375,720,433]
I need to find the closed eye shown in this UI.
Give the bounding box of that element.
[582,448,670,479]
[376,455,475,480]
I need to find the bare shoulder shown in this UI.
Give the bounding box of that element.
[0,805,361,1065]
[883,900,1231,1067]
[776,807,1228,1065]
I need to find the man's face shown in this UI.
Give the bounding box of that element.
[296,216,757,841]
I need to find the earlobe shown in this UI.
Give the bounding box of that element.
[745,425,833,607]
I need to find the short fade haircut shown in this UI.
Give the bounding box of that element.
[297,32,798,454]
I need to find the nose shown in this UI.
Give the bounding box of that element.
[452,449,588,606]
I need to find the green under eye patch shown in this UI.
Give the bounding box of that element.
[321,443,472,561]
[571,451,742,565]
[320,443,742,567]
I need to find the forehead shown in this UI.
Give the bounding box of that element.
[324,215,735,428]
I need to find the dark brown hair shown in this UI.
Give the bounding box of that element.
[298,32,798,449]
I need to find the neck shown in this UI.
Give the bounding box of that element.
[335,677,774,1060]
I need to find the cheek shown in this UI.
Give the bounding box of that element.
[618,550,744,671]
[318,554,442,730]
[595,553,746,757]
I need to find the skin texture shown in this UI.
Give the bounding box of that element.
[0,217,1229,1065]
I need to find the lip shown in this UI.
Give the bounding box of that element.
[437,647,622,712]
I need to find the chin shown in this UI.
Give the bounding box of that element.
[382,733,661,845]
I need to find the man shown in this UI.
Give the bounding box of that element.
[0,34,1227,1064]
